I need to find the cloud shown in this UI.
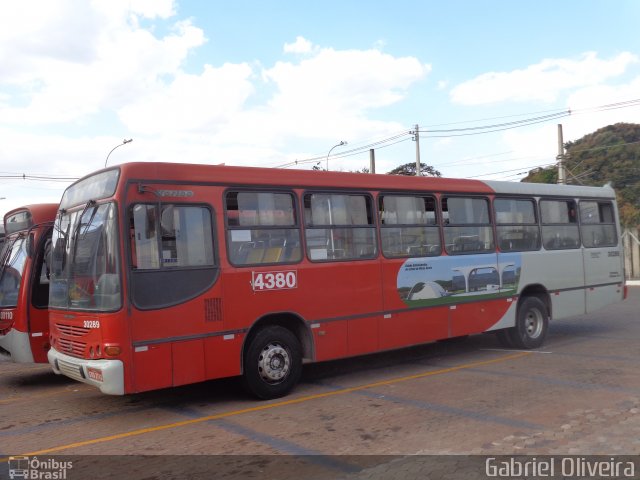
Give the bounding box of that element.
[487,73,640,182]
[0,15,430,181]
[284,36,315,54]
[0,1,205,125]
[450,52,638,105]
[266,47,428,111]
[122,38,430,166]
[119,63,255,135]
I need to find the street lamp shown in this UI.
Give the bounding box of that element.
[326,140,347,171]
[105,138,133,168]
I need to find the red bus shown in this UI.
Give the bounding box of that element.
[47,163,625,398]
[0,204,58,363]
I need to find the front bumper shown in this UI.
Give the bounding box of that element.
[48,347,124,395]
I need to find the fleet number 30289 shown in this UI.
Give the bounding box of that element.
[83,320,100,329]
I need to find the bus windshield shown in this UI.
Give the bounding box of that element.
[0,236,28,308]
[50,202,121,311]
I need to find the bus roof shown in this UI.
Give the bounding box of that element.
[484,180,616,199]
[3,204,59,234]
[70,162,617,202]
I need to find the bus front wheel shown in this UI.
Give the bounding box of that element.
[508,296,549,349]
[242,325,302,400]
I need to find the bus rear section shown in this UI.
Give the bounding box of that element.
[0,204,57,363]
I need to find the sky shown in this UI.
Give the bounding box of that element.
[1,0,639,219]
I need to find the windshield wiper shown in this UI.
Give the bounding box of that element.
[80,205,99,237]
[70,200,96,263]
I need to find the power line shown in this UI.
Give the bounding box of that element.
[419,111,571,134]
[466,162,557,179]
[0,174,78,182]
[280,98,640,169]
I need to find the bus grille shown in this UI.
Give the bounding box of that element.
[56,358,85,382]
[205,298,222,322]
[58,337,86,357]
[56,323,91,337]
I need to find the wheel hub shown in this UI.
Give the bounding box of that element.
[258,343,290,384]
[525,309,544,339]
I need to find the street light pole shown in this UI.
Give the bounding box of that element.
[105,138,133,168]
[326,140,347,171]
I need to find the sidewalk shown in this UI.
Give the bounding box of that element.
[627,280,640,286]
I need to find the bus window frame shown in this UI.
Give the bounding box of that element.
[578,199,618,248]
[378,192,441,259]
[127,201,219,311]
[129,202,218,272]
[302,190,378,263]
[223,188,303,267]
[539,197,581,250]
[441,195,495,255]
[493,196,541,252]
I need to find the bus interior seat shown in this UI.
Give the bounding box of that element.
[263,247,283,263]
[245,247,265,264]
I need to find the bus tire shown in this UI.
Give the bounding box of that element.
[508,296,549,349]
[242,325,302,400]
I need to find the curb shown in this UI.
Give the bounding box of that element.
[626,280,640,286]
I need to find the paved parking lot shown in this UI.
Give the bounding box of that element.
[1,287,639,478]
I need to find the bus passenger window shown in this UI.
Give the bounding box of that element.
[540,200,580,250]
[442,197,494,255]
[494,198,540,251]
[225,191,301,266]
[303,193,377,261]
[579,201,617,248]
[379,195,440,258]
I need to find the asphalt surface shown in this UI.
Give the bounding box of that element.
[1,287,639,479]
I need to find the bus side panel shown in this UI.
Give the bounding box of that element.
[522,250,585,319]
[300,261,382,360]
[172,339,205,387]
[204,334,243,379]
[221,260,380,363]
[380,260,449,350]
[133,344,172,392]
[378,307,449,350]
[450,298,513,337]
[583,247,625,312]
[348,315,380,356]
[313,320,348,361]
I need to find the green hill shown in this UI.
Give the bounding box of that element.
[522,122,640,227]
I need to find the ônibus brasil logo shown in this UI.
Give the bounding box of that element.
[7,457,72,479]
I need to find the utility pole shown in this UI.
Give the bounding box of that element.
[369,149,376,174]
[413,124,421,176]
[557,124,566,185]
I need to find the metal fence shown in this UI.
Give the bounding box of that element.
[623,228,640,280]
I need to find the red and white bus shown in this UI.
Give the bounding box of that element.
[47,163,625,398]
[0,204,58,363]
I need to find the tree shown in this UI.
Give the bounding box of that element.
[387,162,442,177]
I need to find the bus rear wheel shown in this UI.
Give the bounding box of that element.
[242,325,302,400]
[508,296,549,349]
